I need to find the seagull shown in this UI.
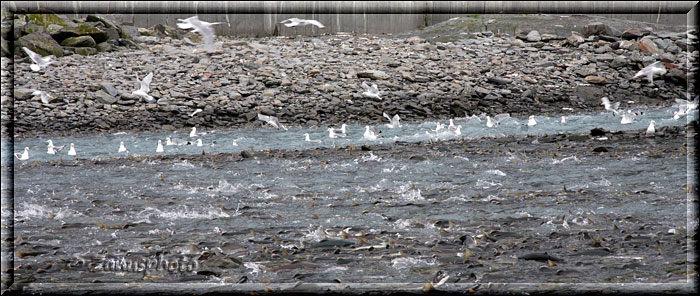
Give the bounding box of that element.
[448,119,458,131]
[633,61,667,85]
[156,140,164,153]
[526,115,537,127]
[189,127,208,138]
[22,47,54,72]
[257,113,288,130]
[167,137,191,146]
[646,120,656,135]
[328,127,346,138]
[232,139,239,146]
[196,139,203,147]
[363,126,379,140]
[486,113,510,128]
[451,125,462,136]
[383,112,401,129]
[132,72,154,103]
[561,116,567,125]
[361,81,381,100]
[118,141,127,152]
[331,123,347,135]
[33,90,52,104]
[46,140,65,154]
[177,16,224,52]
[601,97,620,116]
[15,147,29,160]
[190,108,203,117]
[67,143,76,156]
[280,18,325,29]
[433,122,446,133]
[620,111,636,125]
[303,133,322,143]
[674,95,699,120]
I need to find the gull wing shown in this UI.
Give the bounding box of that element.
[22,47,42,64]
[370,84,379,94]
[140,72,153,92]
[362,81,371,91]
[383,112,392,121]
[392,114,401,123]
[304,19,326,28]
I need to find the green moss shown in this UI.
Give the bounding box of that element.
[465,14,481,18]
[27,13,72,28]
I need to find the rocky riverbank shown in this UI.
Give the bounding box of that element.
[2,14,696,139]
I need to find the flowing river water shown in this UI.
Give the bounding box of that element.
[4,106,697,286]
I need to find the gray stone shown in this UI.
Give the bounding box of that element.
[16,32,65,57]
[621,28,650,40]
[584,22,613,37]
[61,35,96,47]
[356,70,389,80]
[609,56,628,68]
[95,42,112,52]
[95,90,117,104]
[526,30,541,42]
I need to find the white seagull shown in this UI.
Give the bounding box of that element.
[68,143,76,156]
[601,97,620,116]
[257,113,288,130]
[331,123,347,135]
[304,133,322,143]
[156,140,164,153]
[646,120,656,135]
[561,116,567,125]
[620,111,636,125]
[22,47,54,72]
[363,126,379,141]
[15,147,30,160]
[526,115,537,127]
[383,112,401,129]
[132,72,154,103]
[46,140,65,154]
[167,137,190,146]
[177,16,224,52]
[448,119,458,131]
[486,113,510,128]
[451,125,462,136]
[190,109,203,117]
[633,61,667,85]
[33,90,53,104]
[118,141,127,153]
[361,82,382,100]
[280,18,325,29]
[328,127,346,138]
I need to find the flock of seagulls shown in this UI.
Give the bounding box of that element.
[13,16,697,162]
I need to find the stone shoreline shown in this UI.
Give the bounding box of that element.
[2,16,696,140]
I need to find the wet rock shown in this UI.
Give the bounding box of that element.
[593,146,609,152]
[16,32,64,57]
[518,252,563,262]
[60,35,96,47]
[590,128,607,136]
[241,150,254,159]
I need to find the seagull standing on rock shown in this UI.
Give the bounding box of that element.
[646,120,656,135]
[132,72,154,103]
[22,47,54,72]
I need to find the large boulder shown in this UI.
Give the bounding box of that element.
[86,14,123,36]
[16,32,64,57]
[51,23,109,44]
[26,13,73,28]
[61,35,96,47]
[584,22,614,37]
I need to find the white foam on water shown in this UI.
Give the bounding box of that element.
[475,179,502,189]
[391,257,435,270]
[394,184,423,201]
[15,202,81,220]
[139,205,230,220]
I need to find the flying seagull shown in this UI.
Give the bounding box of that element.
[361,81,382,100]
[190,109,203,117]
[633,61,666,85]
[601,97,620,116]
[132,72,154,103]
[257,113,288,130]
[177,16,224,52]
[280,18,325,29]
[22,47,54,72]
